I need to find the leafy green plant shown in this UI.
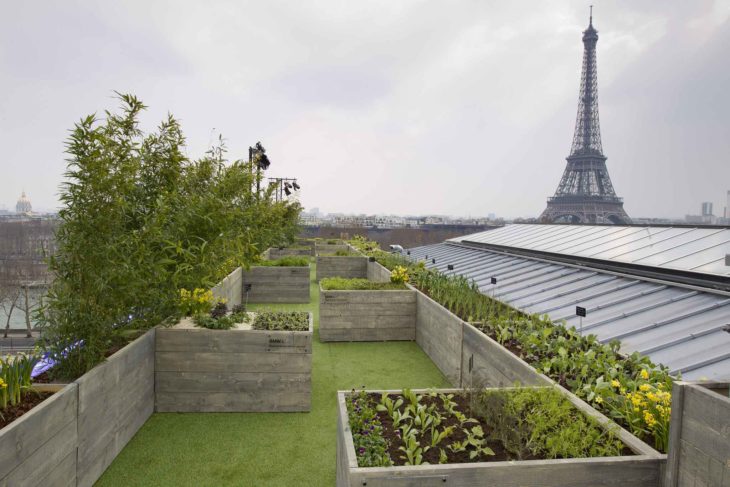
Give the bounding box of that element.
[475,387,624,459]
[320,278,407,291]
[252,311,309,331]
[37,94,302,378]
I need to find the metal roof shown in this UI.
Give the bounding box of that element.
[407,241,730,381]
[448,224,730,278]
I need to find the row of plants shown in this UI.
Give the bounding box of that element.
[346,387,626,467]
[256,256,311,267]
[320,277,407,291]
[346,236,674,452]
[37,94,302,379]
[178,288,309,331]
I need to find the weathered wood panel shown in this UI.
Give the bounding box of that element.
[460,322,550,388]
[664,381,730,487]
[268,248,313,259]
[0,384,78,487]
[316,256,368,280]
[155,371,310,392]
[337,390,662,487]
[155,321,312,412]
[347,458,662,487]
[242,265,310,303]
[413,288,463,386]
[211,266,243,307]
[320,288,416,342]
[156,351,311,373]
[75,328,155,487]
[315,243,348,255]
[155,390,310,412]
[367,260,392,283]
[156,327,311,353]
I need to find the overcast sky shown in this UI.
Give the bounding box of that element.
[2,1,729,218]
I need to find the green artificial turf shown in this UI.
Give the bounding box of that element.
[97,264,449,487]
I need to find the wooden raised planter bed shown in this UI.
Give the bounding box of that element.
[336,388,664,487]
[406,284,666,461]
[0,383,78,486]
[315,243,349,255]
[366,259,392,283]
[319,284,416,342]
[75,328,156,487]
[664,381,730,487]
[316,255,368,281]
[155,313,313,412]
[268,247,313,259]
[242,265,310,303]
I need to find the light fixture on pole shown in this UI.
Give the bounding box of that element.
[249,142,270,196]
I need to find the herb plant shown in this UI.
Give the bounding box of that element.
[320,278,407,291]
[252,311,309,331]
[257,256,310,267]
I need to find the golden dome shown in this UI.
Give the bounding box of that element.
[16,191,32,214]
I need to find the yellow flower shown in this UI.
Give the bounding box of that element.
[611,379,621,388]
[643,411,656,427]
[639,384,651,392]
[595,396,603,404]
[0,378,6,389]
[640,369,649,380]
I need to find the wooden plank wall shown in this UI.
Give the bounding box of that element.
[315,243,348,255]
[413,290,463,386]
[211,266,243,307]
[320,289,416,342]
[460,323,550,389]
[155,328,312,412]
[316,256,368,281]
[0,384,78,487]
[75,329,155,487]
[242,266,310,303]
[366,260,392,283]
[665,382,730,487]
[269,248,313,259]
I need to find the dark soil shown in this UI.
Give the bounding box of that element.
[31,371,52,383]
[371,392,537,465]
[105,331,144,358]
[0,392,53,429]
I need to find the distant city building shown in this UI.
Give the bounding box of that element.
[15,191,32,215]
[701,202,714,217]
[540,12,630,224]
[298,211,501,229]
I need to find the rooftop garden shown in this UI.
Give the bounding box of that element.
[347,235,674,452]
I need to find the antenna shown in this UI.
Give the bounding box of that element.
[589,5,593,25]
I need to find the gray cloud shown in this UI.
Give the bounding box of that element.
[1,0,728,218]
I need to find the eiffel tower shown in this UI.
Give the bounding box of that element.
[540,9,631,224]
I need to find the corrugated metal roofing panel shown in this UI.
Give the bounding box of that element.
[448,224,730,277]
[406,241,730,380]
